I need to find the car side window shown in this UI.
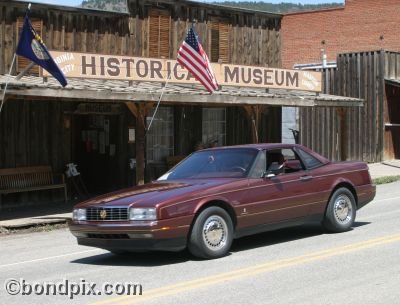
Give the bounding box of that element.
[296,148,323,169]
[248,151,266,178]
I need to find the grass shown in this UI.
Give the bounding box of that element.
[0,223,68,236]
[373,175,400,185]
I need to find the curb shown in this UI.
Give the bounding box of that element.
[0,217,70,231]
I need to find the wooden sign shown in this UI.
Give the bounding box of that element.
[46,51,322,92]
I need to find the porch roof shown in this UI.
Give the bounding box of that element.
[385,78,400,88]
[0,74,364,108]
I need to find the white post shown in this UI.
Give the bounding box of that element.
[146,72,171,132]
[0,53,17,114]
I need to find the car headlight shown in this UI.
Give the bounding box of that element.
[72,208,87,221]
[129,208,157,220]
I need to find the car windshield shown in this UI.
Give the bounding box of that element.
[158,148,259,180]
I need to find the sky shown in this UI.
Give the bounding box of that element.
[22,0,344,8]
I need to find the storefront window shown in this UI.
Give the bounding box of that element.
[202,108,226,147]
[146,107,174,162]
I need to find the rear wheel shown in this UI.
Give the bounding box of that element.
[323,187,356,233]
[188,206,233,259]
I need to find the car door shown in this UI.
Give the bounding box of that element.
[239,148,315,229]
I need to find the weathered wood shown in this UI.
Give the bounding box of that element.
[5,86,363,107]
[125,102,154,185]
[300,50,394,162]
[1,1,282,74]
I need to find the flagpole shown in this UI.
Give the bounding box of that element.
[15,61,35,80]
[146,72,171,133]
[0,53,17,114]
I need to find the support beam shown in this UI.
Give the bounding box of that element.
[242,105,268,143]
[337,107,348,161]
[125,102,153,185]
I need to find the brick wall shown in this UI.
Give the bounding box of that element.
[282,0,400,68]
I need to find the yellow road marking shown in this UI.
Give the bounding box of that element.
[89,233,400,305]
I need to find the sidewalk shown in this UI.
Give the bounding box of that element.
[1,160,400,230]
[0,201,75,230]
[367,160,400,179]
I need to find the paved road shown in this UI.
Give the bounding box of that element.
[1,182,400,305]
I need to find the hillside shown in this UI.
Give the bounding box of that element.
[213,1,343,13]
[80,0,343,13]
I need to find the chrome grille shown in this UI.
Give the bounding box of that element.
[86,207,128,221]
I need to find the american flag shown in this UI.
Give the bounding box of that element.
[177,27,219,93]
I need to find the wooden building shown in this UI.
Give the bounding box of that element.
[0,0,361,208]
[300,50,400,163]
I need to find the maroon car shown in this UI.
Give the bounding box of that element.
[69,144,376,259]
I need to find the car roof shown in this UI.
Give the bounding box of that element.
[202,143,302,151]
[200,143,330,164]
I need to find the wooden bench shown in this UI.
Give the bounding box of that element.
[0,166,67,206]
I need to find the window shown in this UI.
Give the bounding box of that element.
[249,151,266,178]
[146,107,174,162]
[296,148,323,169]
[159,148,258,180]
[148,9,171,58]
[202,108,226,147]
[210,21,230,63]
[16,17,42,75]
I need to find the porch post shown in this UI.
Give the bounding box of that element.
[337,107,348,161]
[125,102,153,185]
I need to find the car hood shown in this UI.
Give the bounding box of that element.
[75,178,242,209]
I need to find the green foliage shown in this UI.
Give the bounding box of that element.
[373,175,400,185]
[81,0,128,13]
[79,1,343,14]
[210,1,343,13]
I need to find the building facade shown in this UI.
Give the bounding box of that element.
[0,0,283,206]
[282,0,400,69]
[0,0,363,209]
[300,50,400,163]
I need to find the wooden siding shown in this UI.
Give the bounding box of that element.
[300,51,399,162]
[0,1,281,74]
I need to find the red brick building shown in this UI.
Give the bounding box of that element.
[282,0,400,68]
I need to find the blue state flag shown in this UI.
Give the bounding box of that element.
[16,15,67,87]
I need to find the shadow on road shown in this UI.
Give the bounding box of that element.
[231,224,324,253]
[231,221,370,252]
[71,222,371,266]
[352,221,371,228]
[71,250,192,267]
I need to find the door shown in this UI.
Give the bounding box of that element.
[240,148,315,229]
[73,114,123,194]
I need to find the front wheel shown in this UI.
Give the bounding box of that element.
[188,206,233,259]
[323,187,356,233]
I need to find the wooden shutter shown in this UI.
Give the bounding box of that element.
[16,18,43,75]
[148,10,171,58]
[210,21,230,63]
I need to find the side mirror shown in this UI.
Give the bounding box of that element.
[262,162,283,178]
[262,171,275,178]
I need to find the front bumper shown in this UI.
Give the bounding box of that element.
[68,216,192,252]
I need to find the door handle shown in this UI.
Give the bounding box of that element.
[300,175,313,181]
